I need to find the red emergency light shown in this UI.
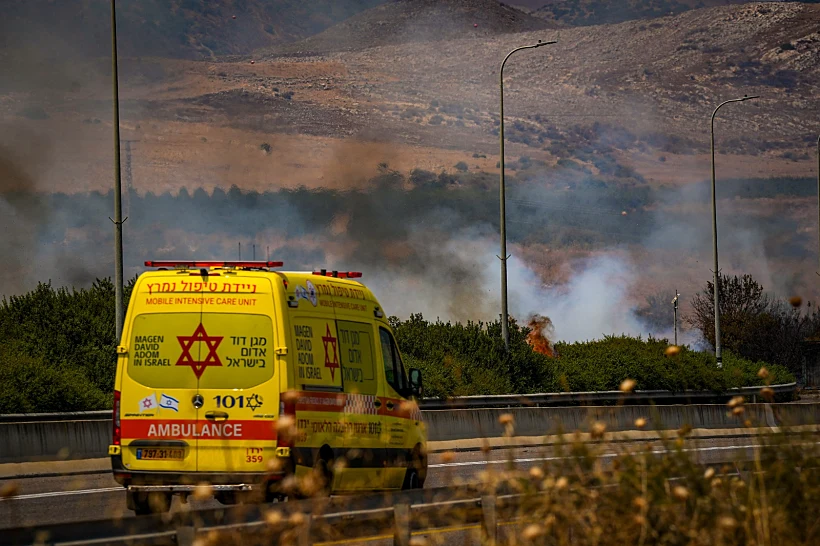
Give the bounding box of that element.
[145,260,283,269]
[312,270,363,279]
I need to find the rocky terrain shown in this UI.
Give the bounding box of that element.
[1,0,819,333]
[266,0,555,54]
[0,0,384,59]
[515,0,761,26]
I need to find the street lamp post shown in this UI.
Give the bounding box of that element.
[709,95,758,367]
[110,0,125,341]
[817,135,820,274]
[499,39,556,351]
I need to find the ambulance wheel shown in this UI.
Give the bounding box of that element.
[311,456,333,496]
[403,445,427,490]
[127,491,171,515]
[402,467,422,490]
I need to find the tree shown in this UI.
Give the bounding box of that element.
[688,273,820,374]
[688,274,769,351]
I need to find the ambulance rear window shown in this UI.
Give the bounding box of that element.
[128,313,274,389]
[128,313,200,389]
[198,313,275,390]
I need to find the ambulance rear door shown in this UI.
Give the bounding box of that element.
[119,277,203,474]
[195,275,279,473]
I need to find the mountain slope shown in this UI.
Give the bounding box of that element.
[269,0,556,55]
[513,0,796,26]
[0,0,385,59]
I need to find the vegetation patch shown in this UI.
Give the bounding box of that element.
[391,314,790,399]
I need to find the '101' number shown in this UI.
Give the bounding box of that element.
[213,395,250,408]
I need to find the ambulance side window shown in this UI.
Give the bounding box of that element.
[379,327,407,396]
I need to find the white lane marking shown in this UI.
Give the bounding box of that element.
[0,487,122,502]
[428,443,803,468]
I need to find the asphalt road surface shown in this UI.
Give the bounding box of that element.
[0,434,765,533]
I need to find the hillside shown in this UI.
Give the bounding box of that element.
[513,0,779,26]
[269,0,555,55]
[2,2,820,325]
[0,0,384,59]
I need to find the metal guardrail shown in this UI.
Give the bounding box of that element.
[419,382,797,410]
[0,484,484,546]
[0,411,111,423]
[0,383,797,422]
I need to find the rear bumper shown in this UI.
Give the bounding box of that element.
[128,484,253,493]
[111,454,292,488]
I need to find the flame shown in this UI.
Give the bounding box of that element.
[526,314,555,357]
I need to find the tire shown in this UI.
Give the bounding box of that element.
[402,467,421,491]
[405,445,427,489]
[310,457,333,497]
[127,491,171,515]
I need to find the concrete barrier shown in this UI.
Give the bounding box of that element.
[0,417,111,463]
[1,404,818,463]
[423,403,820,442]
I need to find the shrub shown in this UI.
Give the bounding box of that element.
[391,315,788,398]
[0,344,110,413]
[0,279,133,399]
[454,161,468,172]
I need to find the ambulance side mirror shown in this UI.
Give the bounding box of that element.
[408,368,423,399]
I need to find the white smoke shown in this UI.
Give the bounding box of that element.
[506,253,645,342]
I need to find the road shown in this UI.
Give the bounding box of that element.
[0,434,763,532]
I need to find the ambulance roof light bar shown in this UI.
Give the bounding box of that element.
[145,261,283,269]
[312,269,363,279]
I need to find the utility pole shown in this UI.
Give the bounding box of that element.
[672,290,680,346]
[709,95,758,368]
[498,39,556,351]
[110,0,125,341]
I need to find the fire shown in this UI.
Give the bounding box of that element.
[526,314,555,357]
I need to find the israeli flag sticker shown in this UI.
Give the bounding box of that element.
[159,394,180,412]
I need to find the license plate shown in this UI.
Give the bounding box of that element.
[135,448,184,460]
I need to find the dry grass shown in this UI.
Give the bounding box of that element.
[183,426,818,546]
[162,385,818,545]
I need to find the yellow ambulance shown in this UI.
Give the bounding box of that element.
[109,261,426,514]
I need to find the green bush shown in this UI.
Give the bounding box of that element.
[0,344,110,413]
[0,278,134,413]
[392,315,792,398]
[551,336,792,393]
[391,314,549,397]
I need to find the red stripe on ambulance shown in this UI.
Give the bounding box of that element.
[122,419,276,441]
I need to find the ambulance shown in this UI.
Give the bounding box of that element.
[109,261,426,514]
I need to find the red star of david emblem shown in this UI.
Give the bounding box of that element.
[176,323,223,379]
[322,324,340,380]
[142,399,153,409]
